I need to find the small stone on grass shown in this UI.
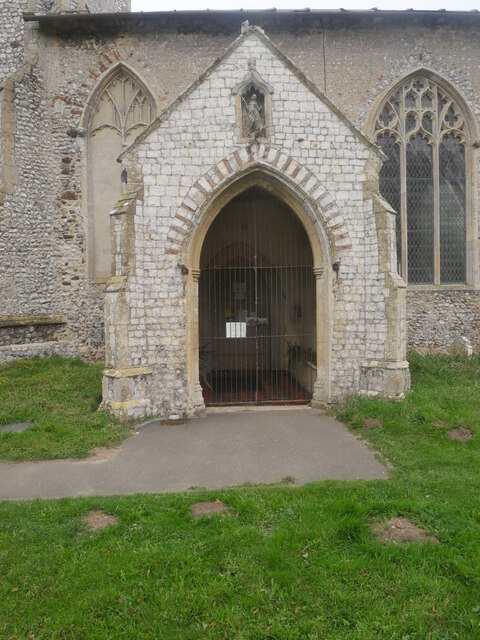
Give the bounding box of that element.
[161,416,188,426]
[191,500,227,519]
[447,427,473,442]
[82,510,118,531]
[363,418,383,429]
[371,516,440,545]
[0,422,33,433]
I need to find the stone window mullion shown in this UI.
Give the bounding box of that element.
[399,87,408,282]
[433,141,441,285]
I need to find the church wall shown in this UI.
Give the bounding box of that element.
[406,290,480,354]
[0,1,26,87]
[0,3,133,363]
[39,1,131,12]
[0,1,25,182]
[1,22,238,363]
[0,62,66,357]
[1,12,480,368]
[270,15,480,354]
[86,1,130,12]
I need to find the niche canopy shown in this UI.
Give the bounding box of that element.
[232,58,274,142]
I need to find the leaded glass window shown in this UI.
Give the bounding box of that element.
[374,76,467,285]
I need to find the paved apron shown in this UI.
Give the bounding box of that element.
[0,408,387,500]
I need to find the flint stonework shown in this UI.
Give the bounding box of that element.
[1,5,479,419]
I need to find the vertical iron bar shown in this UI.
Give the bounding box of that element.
[253,190,259,404]
[212,219,217,404]
[248,194,253,403]
[244,196,248,402]
[221,213,226,404]
[285,205,297,400]
[232,206,236,404]
[269,197,274,400]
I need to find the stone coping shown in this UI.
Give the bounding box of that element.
[361,360,410,370]
[0,315,66,329]
[103,366,152,378]
[407,285,478,292]
[23,10,480,24]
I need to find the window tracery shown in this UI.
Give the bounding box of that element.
[90,70,154,146]
[374,76,467,285]
[87,68,155,279]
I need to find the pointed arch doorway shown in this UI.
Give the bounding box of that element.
[199,187,317,406]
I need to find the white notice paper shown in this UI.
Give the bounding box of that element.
[226,322,247,338]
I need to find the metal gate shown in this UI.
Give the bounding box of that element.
[199,187,316,406]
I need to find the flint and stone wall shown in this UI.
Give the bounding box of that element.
[30,0,130,13]
[85,1,130,12]
[1,9,480,379]
[0,2,25,87]
[407,290,480,353]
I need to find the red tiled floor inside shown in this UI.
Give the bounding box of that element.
[202,370,309,406]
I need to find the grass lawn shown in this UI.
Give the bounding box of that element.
[1,353,480,638]
[0,357,131,461]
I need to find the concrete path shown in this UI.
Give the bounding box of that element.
[0,408,387,500]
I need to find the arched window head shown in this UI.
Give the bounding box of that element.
[90,68,155,147]
[87,67,156,279]
[374,75,468,285]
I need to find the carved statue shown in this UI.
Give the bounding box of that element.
[242,93,264,138]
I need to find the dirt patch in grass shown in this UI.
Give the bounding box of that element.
[82,510,119,531]
[447,427,474,442]
[191,500,227,519]
[84,446,123,462]
[371,516,440,544]
[363,418,383,429]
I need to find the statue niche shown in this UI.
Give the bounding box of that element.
[233,60,274,142]
[242,86,266,139]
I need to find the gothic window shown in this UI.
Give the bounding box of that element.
[374,76,467,285]
[90,70,154,145]
[88,68,155,279]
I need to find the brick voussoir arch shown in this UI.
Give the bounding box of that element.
[165,144,352,255]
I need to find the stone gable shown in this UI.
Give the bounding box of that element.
[102,25,408,419]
